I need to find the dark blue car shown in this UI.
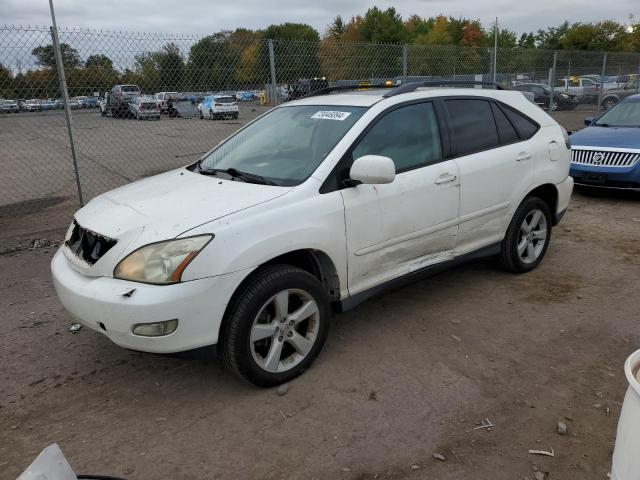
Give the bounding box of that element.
[570,95,640,189]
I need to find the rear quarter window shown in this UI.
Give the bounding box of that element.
[500,104,539,140]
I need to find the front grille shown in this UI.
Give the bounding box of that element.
[65,221,117,265]
[571,149,640,168]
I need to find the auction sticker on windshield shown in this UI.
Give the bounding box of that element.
[311,110,352,121]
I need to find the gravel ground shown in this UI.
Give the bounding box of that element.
[1,107,638,480]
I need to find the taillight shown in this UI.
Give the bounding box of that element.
[215,102,222,106]
[139,105,144,111]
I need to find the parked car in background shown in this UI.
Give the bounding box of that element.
[236,91,258,101]
[197,94,239,120]
[83,96,99,109]
[22,99,41,112]
[599,79,640,111]
[105,84,141,117]
[570,95,640,189]
[512,83,579,111]
[65,98,81,110]
[128,96,161,120]
[286,77,329,101]
[51,82,573,386]
[154,92,178,113]
[1,99,19,113]
[40,99,58,110]
[554,77,598,102]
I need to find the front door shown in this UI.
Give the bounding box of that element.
[340,102,460,296]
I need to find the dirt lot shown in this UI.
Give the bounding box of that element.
[1,108,639,480]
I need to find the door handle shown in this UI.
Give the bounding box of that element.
[516,152,532,161]
[435,173,457,185]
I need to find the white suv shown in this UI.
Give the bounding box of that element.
[51,82,574,387]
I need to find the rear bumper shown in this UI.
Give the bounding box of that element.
[554,176,574,224]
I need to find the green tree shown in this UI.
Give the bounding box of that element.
[420,16,452,45]
[358,7,406,44]
[326,16,346,40]
[561,21,628,51]
[85,54,114,70]
[31,43,81,69]
[536,22,570,49]
[260,23,321,82]
[0,63,13,97]
[518,33,536,48]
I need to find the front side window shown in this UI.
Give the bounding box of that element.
[352,102,442,173]
[199,105,366,186]
[445,99,499,156]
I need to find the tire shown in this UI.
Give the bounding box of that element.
[498,196,552,273]
[601,97,617,111]
[136,112,140,121]
[219,265,330,387]
[199,109,203,119]
[100,108,106,117]
[209,109,215,120]
[232,112,238,119]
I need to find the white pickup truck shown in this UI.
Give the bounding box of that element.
[553,77,599,102]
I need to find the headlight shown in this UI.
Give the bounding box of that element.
[560,93,569,99]
[114,235,213,284]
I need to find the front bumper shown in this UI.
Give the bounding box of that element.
[570,163,640,189]
[51,249,250,353]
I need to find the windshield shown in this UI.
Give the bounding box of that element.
[198,105,366,186]
[215,96,235,103]
[122,85,139,92]
[595,101,640,127]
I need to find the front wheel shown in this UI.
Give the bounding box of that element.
[220,265,330,387]
[498,197,552,273]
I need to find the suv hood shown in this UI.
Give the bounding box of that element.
[75,168,292,244]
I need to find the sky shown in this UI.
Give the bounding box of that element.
[1,0,637,36]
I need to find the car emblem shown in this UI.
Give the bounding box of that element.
[592,152,604,165]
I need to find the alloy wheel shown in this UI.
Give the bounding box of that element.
[517,209,547,264]
[250,289,320,373]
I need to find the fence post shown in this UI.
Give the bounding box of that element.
[597,52,608,112]
[402,44,408,84]
[48,0,83,206]
[492,18,498,82]
[268,39,278,106]
[549,51,557,111]
[637,59,640,94]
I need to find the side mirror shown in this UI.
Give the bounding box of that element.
[349,155,395,185]
[584,117,594,126]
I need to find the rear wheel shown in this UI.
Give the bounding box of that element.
[209,109,214,120]
[232,112,239,119]
[220,265,330,387]
[498,197,552,273]
[199,109,203,119]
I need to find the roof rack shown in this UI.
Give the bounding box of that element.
[301,81,397,99]
[383,80,507,97]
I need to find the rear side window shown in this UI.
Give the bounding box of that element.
[352,102,442,173]
[445,99,499,156]
[501,105,539,140]
[490,103,519,144]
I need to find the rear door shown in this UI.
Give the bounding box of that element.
[340,101,460,295]
[444,98,536,254]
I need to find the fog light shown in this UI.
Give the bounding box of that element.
[132,319,178,337]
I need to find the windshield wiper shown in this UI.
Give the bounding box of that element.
[198,166,276,185]
[595,122,609,127]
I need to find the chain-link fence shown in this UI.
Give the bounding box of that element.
[1,25,639,238]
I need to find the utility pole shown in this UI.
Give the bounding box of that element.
[492,17,498,83]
